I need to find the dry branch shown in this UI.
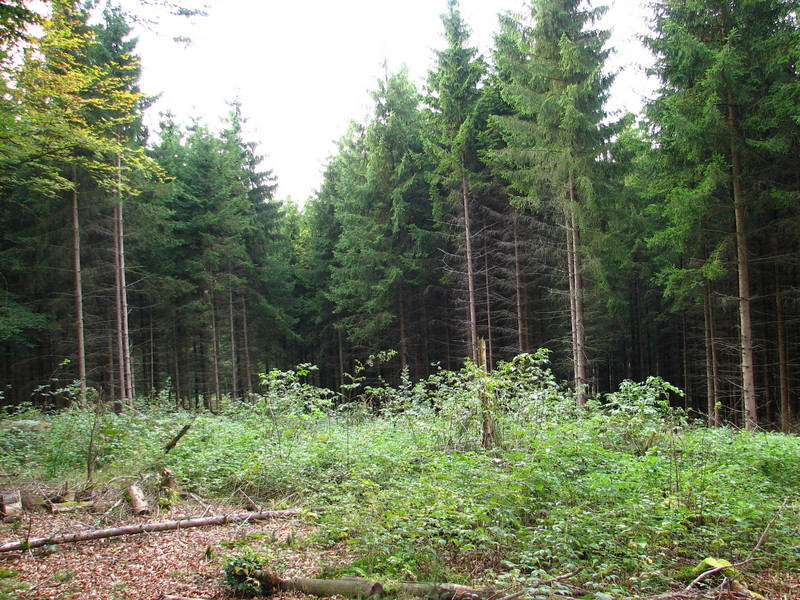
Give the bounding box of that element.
[164,423,192,454]
[0,509,299,553]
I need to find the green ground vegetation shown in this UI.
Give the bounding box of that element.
[1,356,798,597]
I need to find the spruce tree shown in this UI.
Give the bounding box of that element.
[492,0,615,404]
[646,0,800,429]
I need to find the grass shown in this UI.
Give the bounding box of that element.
[1,361,799,597]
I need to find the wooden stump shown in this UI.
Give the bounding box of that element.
[0,490,22,521]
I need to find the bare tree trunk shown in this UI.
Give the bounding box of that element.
[571,216,587,406]
[173,323,182,408]
[338,328,346,388]
[483,232,494,370]
[565,185,587,406]
[398,282,409,371]
[113,202,125,406]
[71,167,87,402]
[512,213,526,354]
[113,153,133,403]
[478,338,497,451]
[703,283,720,426]
[241,297,253,397]
[118,199,133,400]
[208,285,221,412]
[566,219,578,392]
[728,93,757,430]
[461,169,478,362]
[775,262,791,431]
[228,277,238,401]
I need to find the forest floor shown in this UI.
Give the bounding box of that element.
[1,483,798,600]
[0,491,342,600]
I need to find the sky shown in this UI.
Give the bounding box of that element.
[121,0,656,204]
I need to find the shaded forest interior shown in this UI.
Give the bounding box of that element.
[1,0,799,430]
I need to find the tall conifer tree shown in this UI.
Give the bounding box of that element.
[646,0,800,429]
[492,0,614,404]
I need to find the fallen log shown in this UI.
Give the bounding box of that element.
[0,509,299,554]
[244,574,502,600]
[281,577,386,599]
[386,582,503,600]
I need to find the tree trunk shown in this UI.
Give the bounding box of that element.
[208,285,221,412]
[228,277,238,401]
[461,169,478,362]
[478,338,497,451]
[398,281,409,371]
[704,281,721,426]
[113,201,125,405]
[241,297,253,398]
[70,167,87,402]
[512,213,526,354]
[775,262,791,432]
[483,231,494,370]
[565,184,587,406]
[728,92,757,430]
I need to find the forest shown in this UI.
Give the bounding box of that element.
[1,0,800,426]
[1,2,800,598]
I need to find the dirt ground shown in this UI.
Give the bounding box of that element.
[1,489,798,600]
[0,492,341,600]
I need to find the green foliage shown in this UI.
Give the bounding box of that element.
[4,360,800,596]
[223,550,271,596]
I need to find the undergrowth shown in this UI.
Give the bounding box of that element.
[1,354,799,597]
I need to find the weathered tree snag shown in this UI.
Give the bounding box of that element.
[0,509,298,553]
[164,423,192,454]
[0,491,22,521]
[125,483,151,516]
[159,468,179,510]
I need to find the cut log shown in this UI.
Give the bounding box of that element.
[125,483,151,516]
[0,509,299,553]
[280,577,385,599]
[389,582,502,600]
[164,423,192,454]
[245,574,502,600]
[0,491,22,521]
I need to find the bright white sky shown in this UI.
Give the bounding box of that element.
[121,0,655,204]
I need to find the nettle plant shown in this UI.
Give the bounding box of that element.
[590,376,687,455]
[420,349,574,450]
